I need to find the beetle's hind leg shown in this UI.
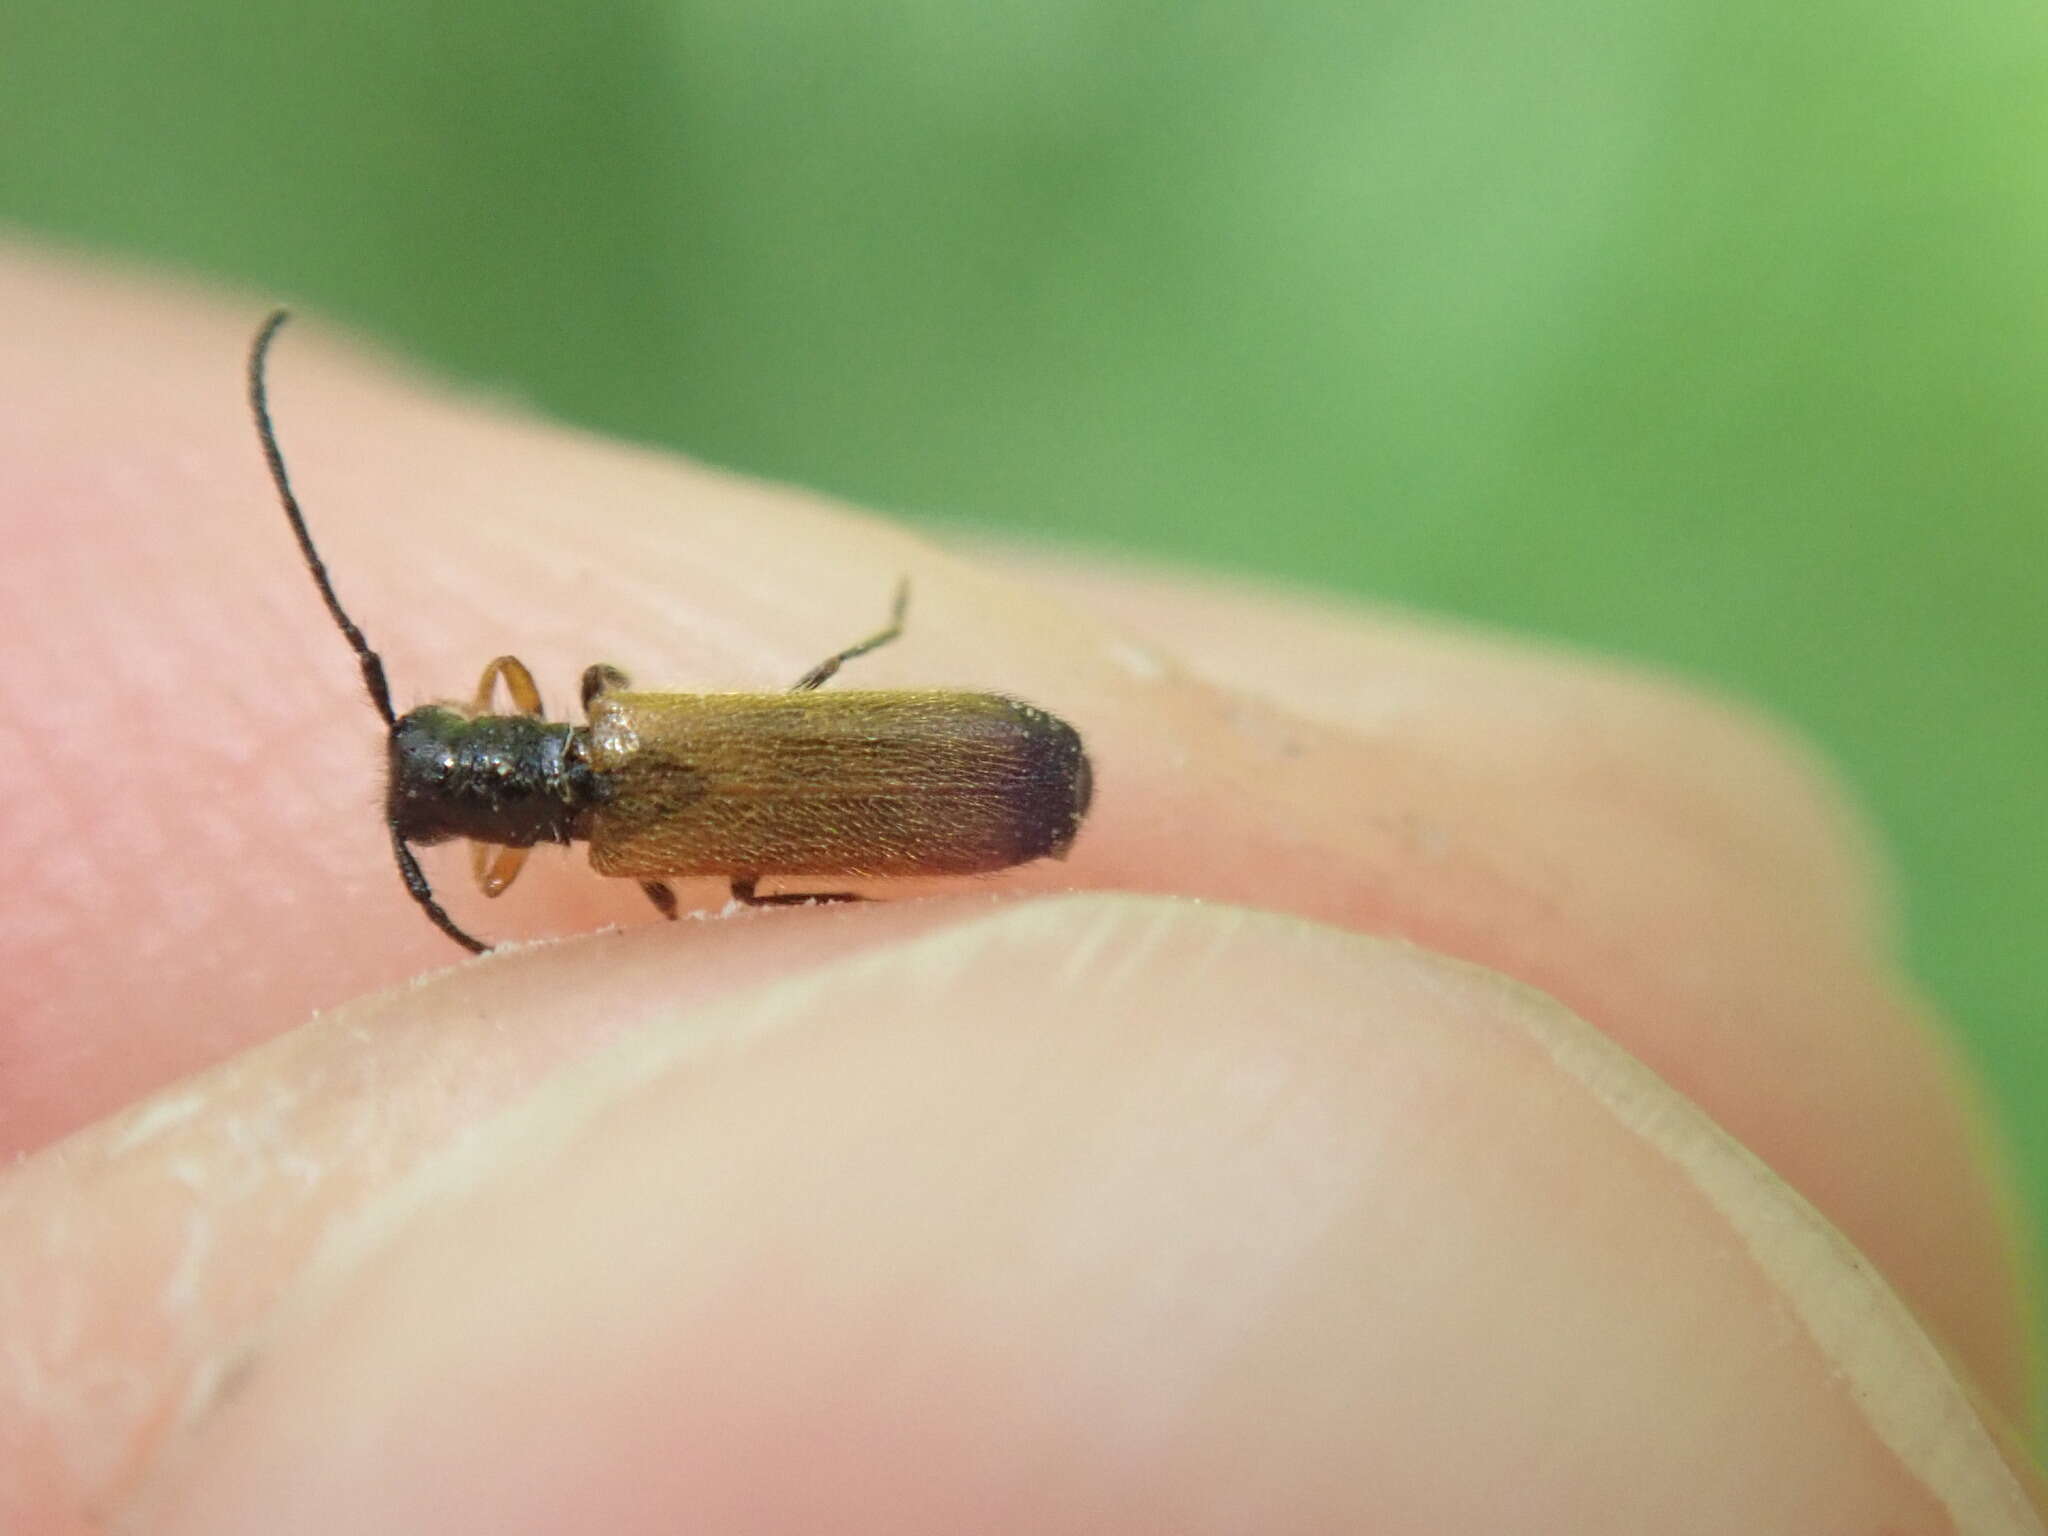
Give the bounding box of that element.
[640,880,679,920]
[790,578,909,692]
[729,874,862,907]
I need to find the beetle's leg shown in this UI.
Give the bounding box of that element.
[729,874,861,907]
[581,663,630,716]
[474,655,544,717]
[639,880,679,920]
[471,841,531,898]
[790,577,909,692]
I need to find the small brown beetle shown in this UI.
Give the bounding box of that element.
[249,311,1092,953]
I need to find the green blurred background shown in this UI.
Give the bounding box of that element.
[5,0,2043,1392]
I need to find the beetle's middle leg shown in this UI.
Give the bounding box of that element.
[790,578,909,692]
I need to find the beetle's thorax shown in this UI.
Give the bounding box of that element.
[387,705,603,848]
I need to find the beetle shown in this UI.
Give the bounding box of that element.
[248,310,1092,953]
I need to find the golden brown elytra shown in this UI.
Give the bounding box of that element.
[248,310,1092,954]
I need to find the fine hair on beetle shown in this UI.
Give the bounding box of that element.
[247,310,1094,953]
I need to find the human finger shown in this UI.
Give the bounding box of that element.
[115,900,2043,1534]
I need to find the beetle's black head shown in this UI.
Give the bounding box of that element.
[388,705,597,849]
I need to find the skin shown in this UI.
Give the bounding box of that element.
[0,244,2039,1532]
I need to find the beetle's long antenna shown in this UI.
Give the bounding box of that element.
[391,830,490,954]
[248,310,397,728]
[250,310,492,956]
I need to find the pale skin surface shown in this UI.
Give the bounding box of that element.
[0,245,2040,1531]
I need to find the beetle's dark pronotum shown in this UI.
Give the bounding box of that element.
[248,310,1093,953]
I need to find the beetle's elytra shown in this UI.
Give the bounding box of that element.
[249,310,1092,953]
